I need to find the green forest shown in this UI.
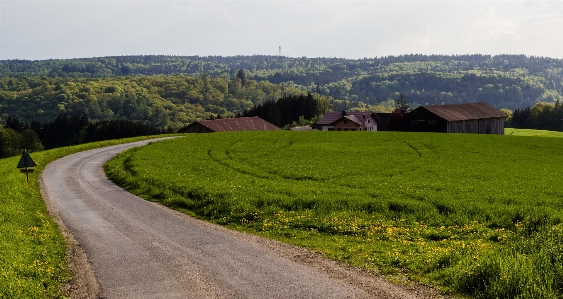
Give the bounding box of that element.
[0,75,307,131]
[1,54,563,130]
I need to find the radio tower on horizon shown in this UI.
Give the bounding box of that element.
[279,45,281,57]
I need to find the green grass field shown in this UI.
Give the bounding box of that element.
[0,135,174,299]
[506,128,563,138]
[105,130,563,298]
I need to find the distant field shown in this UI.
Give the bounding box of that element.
[505,127,563,137]
[105,131,563,298]
[0,135,174,299]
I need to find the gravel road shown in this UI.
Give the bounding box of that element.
[40,139,443,299]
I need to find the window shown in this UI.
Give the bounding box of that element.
[344,119,348,124]
[344,128,348,131]
[328,128,334,131]
[368,120,370,123]
[337,128,341,131]
[351,128,355,131]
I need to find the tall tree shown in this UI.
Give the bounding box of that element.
[395,93,410,113]
[236,69,247,87]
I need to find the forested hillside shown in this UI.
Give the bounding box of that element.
[1,54,563,128]
[0,75,307,130]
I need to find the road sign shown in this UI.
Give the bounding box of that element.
[16,149,37,182]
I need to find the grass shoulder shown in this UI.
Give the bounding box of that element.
[0,134,178,299]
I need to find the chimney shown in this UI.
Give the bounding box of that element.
[342,111,347,116]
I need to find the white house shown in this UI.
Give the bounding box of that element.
[312,111,380,131]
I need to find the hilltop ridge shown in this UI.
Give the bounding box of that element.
[1,54,562,128]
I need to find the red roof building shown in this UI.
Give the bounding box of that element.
[178,116,280,133]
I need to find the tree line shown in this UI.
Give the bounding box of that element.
[3,55,563,133]
[0,126,43,159]
[3,55,563,82]
[507,102,563,131]
[2,55,562,114]
[242,93,331,128]
[1,114,167,158]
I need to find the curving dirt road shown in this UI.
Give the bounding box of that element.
[40,140,441,299]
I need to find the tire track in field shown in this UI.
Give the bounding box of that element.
[207,136,329,182]
[402,140,440,159]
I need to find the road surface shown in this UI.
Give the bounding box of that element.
[40,139,433,299]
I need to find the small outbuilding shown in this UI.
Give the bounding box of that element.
[403,102,506,134]
[178,116,280,133]
[312,111,381,131]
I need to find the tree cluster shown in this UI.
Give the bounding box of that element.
[242,93,330,128]
[509,102,563,131]
[0,126,43,158]
[79,119,166,144]
[5,114,167,151]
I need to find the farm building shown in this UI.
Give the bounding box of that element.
[178,116,280,133]
[312,111,381,131]
[403,102,506,134]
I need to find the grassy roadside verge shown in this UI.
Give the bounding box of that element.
[0,135,176,299]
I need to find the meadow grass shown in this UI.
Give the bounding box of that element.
[505,128,563,138]
[105,131,563,298]
[0,135,175,299]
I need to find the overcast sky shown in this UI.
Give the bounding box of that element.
[1,0,562,61]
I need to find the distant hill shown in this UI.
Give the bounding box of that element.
[1,54,562,127]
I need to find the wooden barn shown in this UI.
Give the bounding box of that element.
[312,111,381,131]
[178,116,280,133]
[403,102,506,134]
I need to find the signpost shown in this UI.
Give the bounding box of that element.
[16,149,37,182]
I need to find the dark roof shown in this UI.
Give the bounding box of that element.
[315,111,381,125]
[184,116,280,132]
[419,102,507,122]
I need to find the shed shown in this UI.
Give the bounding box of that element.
[178,116,280,133]
[403,102,506,134]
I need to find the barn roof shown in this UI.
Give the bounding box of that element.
[315,111,381,125]
[420,102,507,122]
[182,116,280,132]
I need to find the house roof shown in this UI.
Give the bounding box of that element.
[315,111,381,125]
[419,102,507,122]
[339,115,363,126]
[182,116,280,132]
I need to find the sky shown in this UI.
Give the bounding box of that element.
[1,0,562,61]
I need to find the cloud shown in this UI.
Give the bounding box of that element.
[488,29,521,42]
